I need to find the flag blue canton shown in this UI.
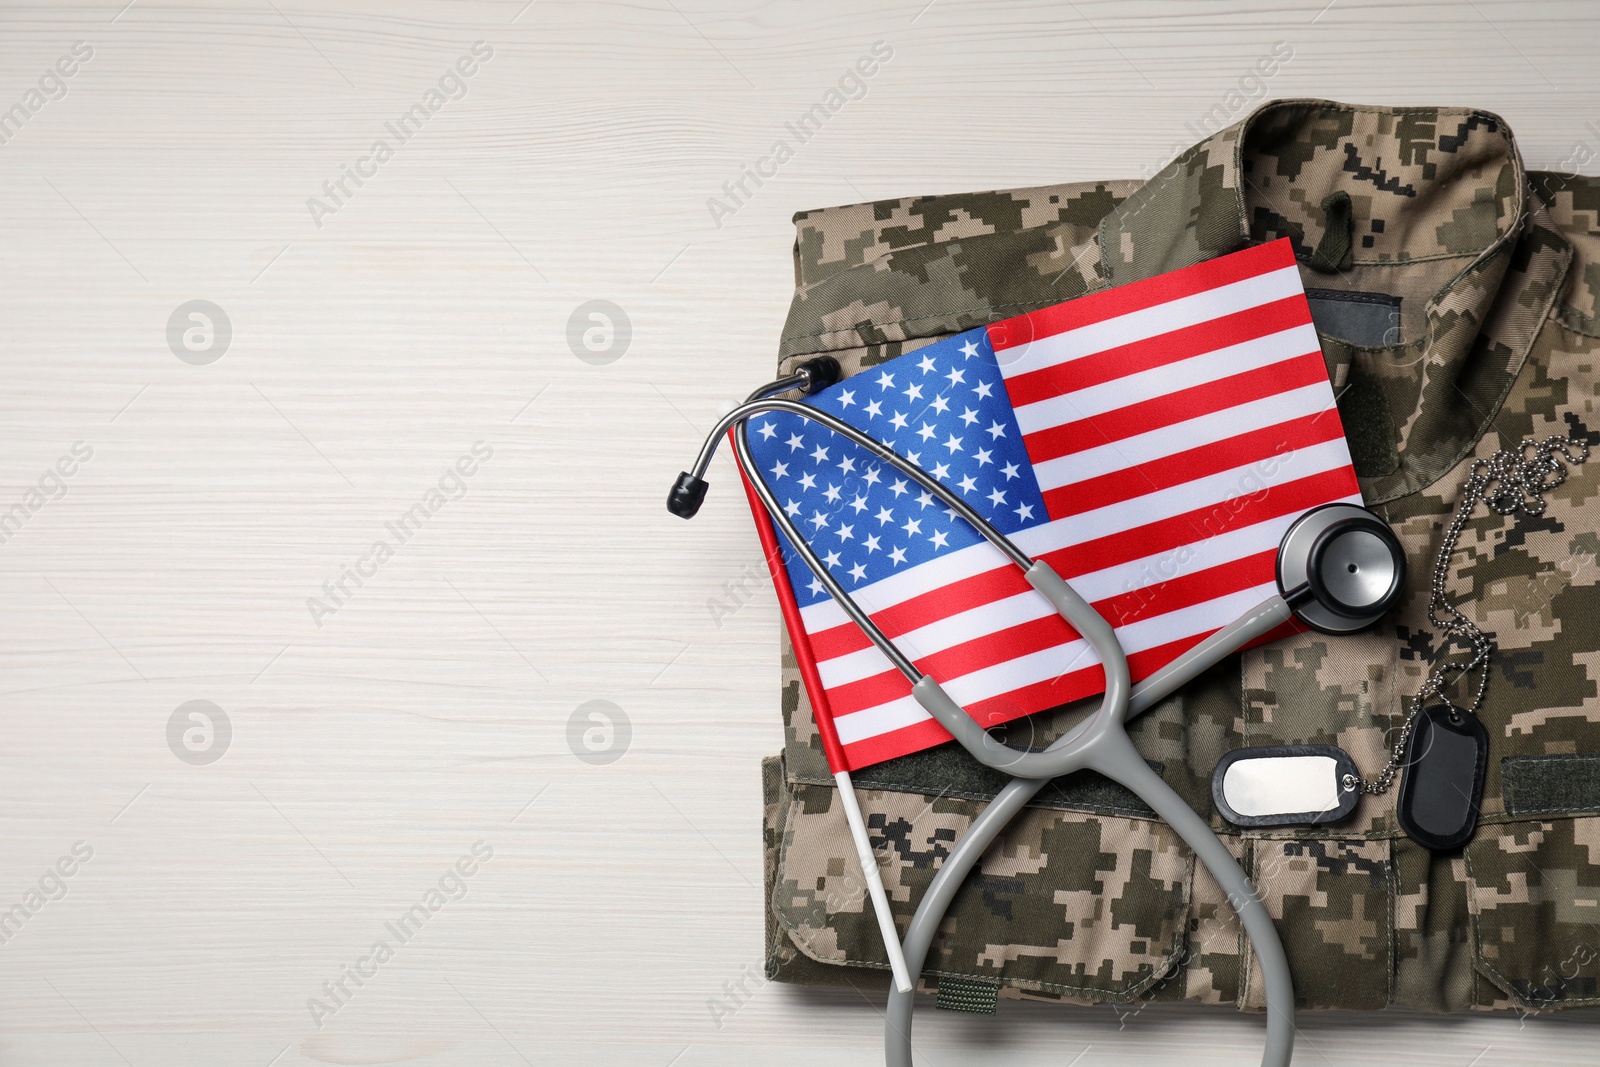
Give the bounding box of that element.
[745,330,1049,608]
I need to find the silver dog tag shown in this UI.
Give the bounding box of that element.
[1212,745,1361,828]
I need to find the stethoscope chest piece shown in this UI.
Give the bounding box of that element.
[1277,503,1407,634]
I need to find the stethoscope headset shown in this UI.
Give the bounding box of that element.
[670,355,1407,1067]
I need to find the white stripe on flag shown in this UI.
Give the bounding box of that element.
[808,497,1358,670]
[830,580,1282,745]
[833,693,932,746]
[999,265,1305,377]
[1113,580,1280,658]
[1086,494,1361,603]
[832,639,1090,746]
[1012,322,1320,435]
[1040,437,1351,547]
[797,441,1353,635]
[793,451,1356,643]
[799,537,1015,633]
[817,590,1054,688]
[819,547,1292,703]
[814,508,1309,686]
[1031,384,1337,491]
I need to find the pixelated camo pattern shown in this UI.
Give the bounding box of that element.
[761,101,1600,1014]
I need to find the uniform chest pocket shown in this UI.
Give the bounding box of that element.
[1466,815,1600,1009]
[769,777,1194,1003]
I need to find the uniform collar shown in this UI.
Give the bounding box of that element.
[1098,100,1571,504]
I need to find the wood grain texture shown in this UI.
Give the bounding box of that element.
[0,1,1597,1063]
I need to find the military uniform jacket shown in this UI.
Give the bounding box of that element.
[760,100,1600,1015]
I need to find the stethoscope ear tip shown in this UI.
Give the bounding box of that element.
[796,355,841,393]
[668,471,709,519]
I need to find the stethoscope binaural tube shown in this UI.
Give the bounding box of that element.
[669,357,843,520]
[707,394,1131,780]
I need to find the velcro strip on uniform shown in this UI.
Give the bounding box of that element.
[846,745,1161,817]
[1502,753,1600,815]
[935,975,1001,1014]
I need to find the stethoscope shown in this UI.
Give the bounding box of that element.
[670,356,1407,1067]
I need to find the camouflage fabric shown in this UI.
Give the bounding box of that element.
[760,100,1600,1015]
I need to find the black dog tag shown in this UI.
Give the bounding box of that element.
[1396,704,1488,851]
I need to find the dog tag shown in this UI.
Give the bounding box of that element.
[1396,703,1487,851]
[1211,745,1361,828]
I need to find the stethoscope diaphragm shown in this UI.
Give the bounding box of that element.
[1276,503,1407,634]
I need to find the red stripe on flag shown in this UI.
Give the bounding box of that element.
[1002,294,1313,408]
[805,560,1030,659]
[960,634,1215,726]
[821,551,1277,717]
[824,669,913,721]
[807,472,1355,667]
[839,717,954,772]
[834,607,1312,771]
[836,629,1229,769]
[1040,412,1349,519]
[1040,467,1361,580]
[960,615,1306,730]
[825,614,1082,714]
[1022,350,1331,463]
[986,239,1298,352]
[1095,548,1278,628]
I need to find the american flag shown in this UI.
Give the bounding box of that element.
[744,238,1361,771]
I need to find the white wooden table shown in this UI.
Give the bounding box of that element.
[2,1,1598,1063]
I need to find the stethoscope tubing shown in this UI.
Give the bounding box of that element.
[719,395,1297,1067]
[881,602,1296,1067]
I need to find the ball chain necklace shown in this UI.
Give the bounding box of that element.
[1343,435,1588,848]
